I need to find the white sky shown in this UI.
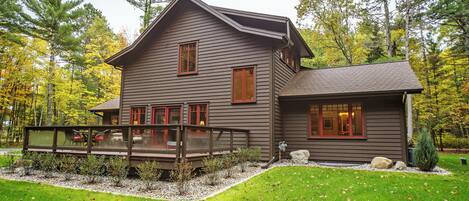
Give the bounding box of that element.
[84,0,300,40]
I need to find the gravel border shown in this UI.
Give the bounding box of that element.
[271,159,451,175]
[0,163,269,201]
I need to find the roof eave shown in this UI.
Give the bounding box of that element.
[279,88,423,100]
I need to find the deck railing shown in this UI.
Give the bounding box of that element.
[23,125,250,161]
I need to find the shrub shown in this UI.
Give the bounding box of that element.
[414,129,439,171]
[40,153,57,178]
[136,161,161,191]
[171,159,193,195]
[221,153,237,178]
[4,154,16,174]
[59,155,78,181]
[202,157,222,186]
[107,156,129,187]
[15,159,33,176]
[80,155,106,184]
[236,148,250,172]
[248,147,262,166]
[442,134,469,150]
[23,152,41,170]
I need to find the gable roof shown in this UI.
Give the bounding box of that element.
[280,61,423,98]
[105,0,313,66]
[89,98,120,112]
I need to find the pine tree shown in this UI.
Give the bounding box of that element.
[414,129,439,171]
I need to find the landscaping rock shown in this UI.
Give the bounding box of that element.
[290,150,310,164]
[394,161,407,170]
[370,157,393,169]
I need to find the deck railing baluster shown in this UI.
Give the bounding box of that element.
[182,126,187,159]
[209,128,213,157]
[175,126,181,163]
[22,128,29,152]
[230,130,234,153]
[87,128,92,154]
[127,126,133,158]
[52,128,58,153]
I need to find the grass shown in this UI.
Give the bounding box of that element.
[209,153,469,201]
[0,179,157,201]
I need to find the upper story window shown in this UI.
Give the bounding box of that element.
[232,66,256,104]
[308,103,365,139]
[178,42,197,75]
[280,47,296,71]
[130,107,146,125]
[189,104,208,126]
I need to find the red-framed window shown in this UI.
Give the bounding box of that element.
[188,104,208,126]
[178,42,197,75]
[232,66,256,104]
[130,107,146,125]
[151,105,182,125]
[280,47,296,71]
[308,103,365,139]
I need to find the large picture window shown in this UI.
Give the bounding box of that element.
[188,104,208,126]
[232,67,256,104]
[178,42,197,75]
[308,103,364,138]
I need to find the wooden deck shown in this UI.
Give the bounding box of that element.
[23,125,249,169]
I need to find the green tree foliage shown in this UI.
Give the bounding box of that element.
[126,0,165,31]
[414,129,439,171]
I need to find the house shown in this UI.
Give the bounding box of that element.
[27,0,423,165]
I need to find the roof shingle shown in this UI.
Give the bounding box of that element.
[89,98,120,112]
[280,61,423,97]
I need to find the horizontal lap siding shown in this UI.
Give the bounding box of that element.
[273,50,296,157]
[282,96,406,162]
[121,1,273,159]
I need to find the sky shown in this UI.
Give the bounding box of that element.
[84,0,300,40]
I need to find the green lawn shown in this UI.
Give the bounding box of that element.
[209,153,469,201]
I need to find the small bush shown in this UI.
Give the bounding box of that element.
[171,159,193,195]
[442,134,469,150]
[236,148,250,172]
[136,161,161,191]
[40,153,57,178]
[59,155,78,181]
[23,152,41,170]
[202,157,222,186]
[221,153,237,178]
[4,154,17,174]
[248,147,262,166]
[15,159,33,176]
[108,156,129,187]
[414,129,439,171]
[80,155,106,184]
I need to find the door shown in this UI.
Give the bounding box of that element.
[151,105,181,148]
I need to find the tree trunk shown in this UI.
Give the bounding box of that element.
[46,51,55,126]
[383,0,393,57]
[404,0,411,60]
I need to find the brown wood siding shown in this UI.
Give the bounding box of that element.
[120,1,273,159]
[281,96,406,162]
[273,50,296,157]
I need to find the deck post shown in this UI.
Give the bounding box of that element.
[127,127,133,158]
[209,128,213,157]
[175,126,181,163]
[230,130,234,153]
[87,128,92,154]
[182,127,187,159]
[22,128,29,152]
[246,130,250,148]
[52,128,58,153]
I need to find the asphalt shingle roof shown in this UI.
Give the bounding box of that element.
[280,61,423,97]
[89,98,120,111]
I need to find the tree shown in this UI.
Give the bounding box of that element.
[126,0,165,31]
[15,0,85,125]
[414,129,439,171]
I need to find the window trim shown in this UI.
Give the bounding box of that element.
[177,41,199,76]
[188,103,209,126]
[130,106,147,125]
[307,103,366,140]
[231,66,257,104]
[150,104,183,126]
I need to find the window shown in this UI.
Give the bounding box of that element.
[281,47,296,71]
[189,104,208,126]
[178,42,197,75]
[308,103,364,138]
[232,67,256,103]
[151,106,182,125]
[130,107,146,125]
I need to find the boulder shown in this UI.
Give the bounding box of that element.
[394,161,407,170]
[290,150,310,164]
[370,157,393,169]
